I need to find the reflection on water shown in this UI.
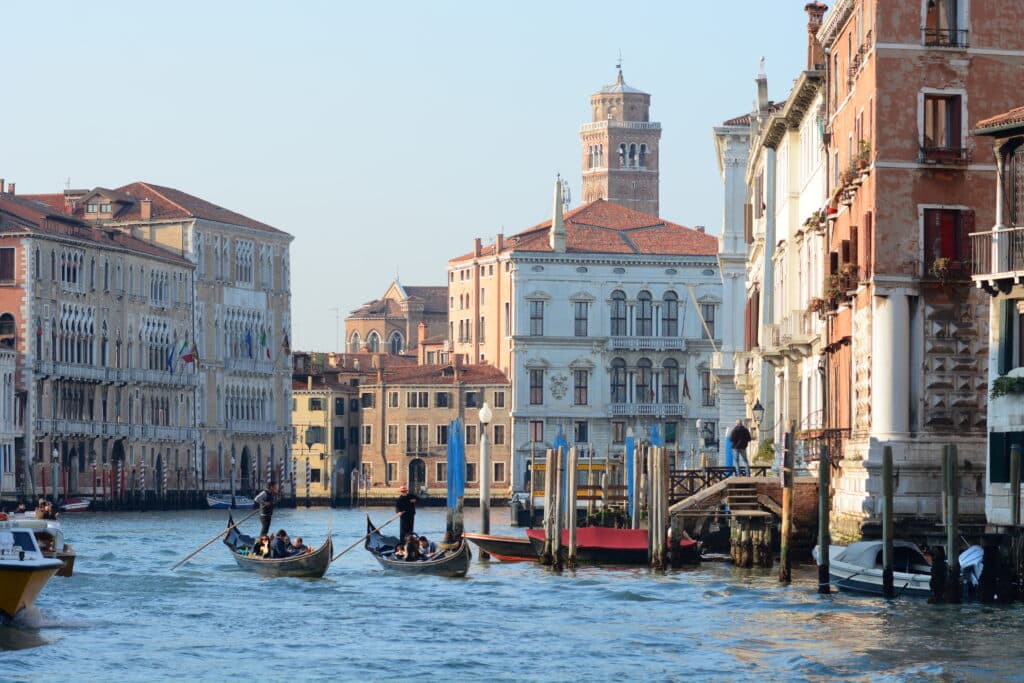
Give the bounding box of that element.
[2,507,1023,681]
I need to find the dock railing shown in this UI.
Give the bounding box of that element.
[668,466,770,506]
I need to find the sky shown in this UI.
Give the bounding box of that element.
[2,1,807,351]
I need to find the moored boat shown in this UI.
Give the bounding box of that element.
[364,514,471,577]
[207,493,255,509]
[222,516,332,578]
[525,527,700,565]
[813,541,933,597]
[463,532,536,561]
[59,498,91,513]
[0,515,64,623]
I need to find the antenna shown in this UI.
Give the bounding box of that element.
[64,177,71,190]
[616,49,623,72]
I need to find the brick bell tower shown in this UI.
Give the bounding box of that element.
[579,68,661,215]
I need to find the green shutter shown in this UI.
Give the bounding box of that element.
[989,431,1024,484]
[1000,299,1015,375]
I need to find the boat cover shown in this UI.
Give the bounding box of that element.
[836,540,927,569]
[525,527,696,550]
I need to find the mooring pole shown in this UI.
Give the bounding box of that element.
[882,445,895,598]
[1011,444,1021,529]
[944,444,962,603]
[818,443,831,594]
[552,447,564,570]
[541,448,555,565]
[779,429,794,583]
[567,447,578,569]
[631,442,642,530]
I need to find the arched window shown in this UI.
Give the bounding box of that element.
[366,331,380,353]
[629,143,638,168]
[349,332,361,353]
[610,290,627,336]
[639,144,647,168]
[389,332,403,355]
[662,291,678,337]
[610,358,627,403]
[1006,139,1024,225]
[618,144,626,168]
[636,358,653,404]
[636,291,653,336]
[662,359,679,403]
[0,313,14,341]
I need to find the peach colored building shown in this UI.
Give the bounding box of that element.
[345,281,447,355]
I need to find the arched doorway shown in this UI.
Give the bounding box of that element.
[240,447,252,496]
[112,440,126,500]
[408,458,425,495]
[155,453,163,497]
[76,446,86,495]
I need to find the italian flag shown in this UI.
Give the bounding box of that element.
[180,339,195,364]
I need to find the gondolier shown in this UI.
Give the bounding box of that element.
[395,485,419,541]
[254,483,277,537]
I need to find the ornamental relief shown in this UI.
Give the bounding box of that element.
[549,373,569,401]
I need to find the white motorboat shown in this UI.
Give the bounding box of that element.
[0,515,64,622]
[813,541,933,597]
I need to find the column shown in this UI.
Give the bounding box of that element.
[871,293,909,435]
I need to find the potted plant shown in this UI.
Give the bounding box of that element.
[856,139,871,170]
[991,374,1024,400]
[807,297,825,313]
[928,257,953,284]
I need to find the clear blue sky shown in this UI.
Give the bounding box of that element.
[3,1,807,351]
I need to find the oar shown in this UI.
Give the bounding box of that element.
[170,508,261,570]
[331,511,403,562]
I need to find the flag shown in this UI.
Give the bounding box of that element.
[261,329,270,359]
[166,345,175,374]
[245,329,253,358]
[682,373,691,400]
[181,341,197,364]
[281,332,291,356]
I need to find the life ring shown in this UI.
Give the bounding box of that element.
[0,513,8,521]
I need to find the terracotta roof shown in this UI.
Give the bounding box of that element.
[403,286,447,311]
[0,193,192,266]
[349,298,404,317]
[721,102,782,127]
[974,105,1024,133]
[24,182,286,235]
[450,199,716,263]
[370,363,509,386]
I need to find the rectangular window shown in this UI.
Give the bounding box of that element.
[493,461,506,484]
[665,421,677,444]
[333,426,346,449]
[612,421,626,444]
[700,370,715,407]
[334,397,345,414]
[701,304,717,339]
[492,390,505,408]
[435,391,449,408]
[923,208,973,276]
[924,0,966,47]
[922,94,963,160]
[574,301,588,337]
[387,424,399,445]
[349,427,358,446]
[529,300,544,336]
[387,462,398,483]
[504,302,511,337]
[530,420,544,442]
[406,391,429,408]
[350,398,359,412]
[480,287,485,304]
[702,420,719,448]
[529,369,544,405]
[436,462,448,483]
[361,425,372,445]
[466,462,478,483]
[308,398,324,411]
[436,424,449,445]
[574,420,589,444]
[310,468,322,484]
[493,424,505,445]
[465,392,478,408]
[479,316,485,343]
[388,391,399,408]
[465,424,477,445]
[361,393,375,409]
[573,370,588,405]
[0,248,14,282]
[406,424,428,454]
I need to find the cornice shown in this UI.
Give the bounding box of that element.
[816,0,854,48]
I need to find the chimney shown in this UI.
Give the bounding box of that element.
[327,352,338,368]
[372,353,381,370]
[7,182,14,195]
[805,3,828,70]
[0,179,5,193]
[549,175,566,252]
[474,238,482,257]
[418,322,428,346]
[496,233,504,253]
[695,225,706,233]
[307,375,313,390]
[140,198,152,220]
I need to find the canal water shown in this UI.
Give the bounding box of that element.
[3,506,1023,682]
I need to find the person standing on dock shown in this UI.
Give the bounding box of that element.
[729,420,752,476]
[395,484,420,540]
[255,482,277,537]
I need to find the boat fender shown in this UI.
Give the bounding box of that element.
[0,513,7,521]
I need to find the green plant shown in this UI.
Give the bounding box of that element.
[754,439,775,465]
[807,297,825,313]
[929,257,953,283]
[991,375,1024,400]
[856,139,871,167]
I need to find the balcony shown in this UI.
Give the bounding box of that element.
[225,357,277,375]
[733,352,757,391]
[918,145,970,167]
[608,402,686,418]
[922,27,968,48]
[971,227,1024,290]
[33,418,196,442]
[579,120,661,133]
[226,420,280,435]
[608,336,686,352]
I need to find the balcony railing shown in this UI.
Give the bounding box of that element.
[226,420,280,435]
[919,145,970,166]
[608,402,686,417]
[922,27,969,48]
[33,418,195,442]
[579,120,662,133]
[225,358,277,374]
[971,227,1024,277]
[608,336,686,351]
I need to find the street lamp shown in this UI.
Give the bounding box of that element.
[230,454,237,508]
[305,427,316,508]
[478,401,493,553]
[752,399,765,434]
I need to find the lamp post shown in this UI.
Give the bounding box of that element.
[478,402,493,558]
[51,447,59,504]
[305,427,315,509]
[230,454,236,508]
[752,399,765,440]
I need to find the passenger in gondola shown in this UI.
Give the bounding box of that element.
[418,536,437,559]
[270,529,290,558]
[394,543,407,560]
[255,535,271,558]
[35,499,46,519]
[436,531,458,554]
[404,536,421,562]
[289,537,309,555]
[43,502,59,520]
[395,485,419,540]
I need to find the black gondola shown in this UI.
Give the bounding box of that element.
[363,514,471,577]
[223,515,333,578]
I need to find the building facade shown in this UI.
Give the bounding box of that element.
[0,348,17,498]
[346,281,447,355]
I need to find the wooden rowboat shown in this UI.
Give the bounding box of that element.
[364,515,471,577]
[222,515,332,578]
[462,532,536,561]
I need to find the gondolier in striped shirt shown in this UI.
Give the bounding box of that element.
[254,483,277,537]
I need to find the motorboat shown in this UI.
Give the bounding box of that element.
[525,527,700,565]
[222,514,332,578]
[206,493,255,509]
[813,541,933,597]
[0,514,64,622]
[59,498,91,513]
[9,516,77,577]
[463,532,535,561]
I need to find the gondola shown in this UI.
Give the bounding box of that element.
[207,493,255,509]
[462,532,536,561]
[525,527,700,565]
[363,514,471,577]
[222,515,332,578]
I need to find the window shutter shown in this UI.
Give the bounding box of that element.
[959,209,975,273]
[1000,298,1015,375]
[744,203,753,244]
[863,211,873,277]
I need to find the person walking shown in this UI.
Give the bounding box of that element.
[254,482,277,537]
[395,484,420,541]
[729,419,753,476]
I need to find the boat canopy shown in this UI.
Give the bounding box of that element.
[838,540,927,569]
